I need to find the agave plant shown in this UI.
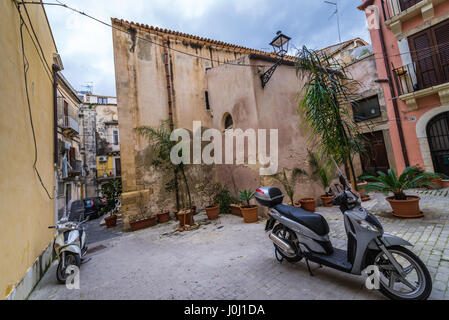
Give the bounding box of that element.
[360,167,444,200]
[239,189,255,208]
[272,168,306,204]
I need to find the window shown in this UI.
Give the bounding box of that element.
[98,97,108,104]
[408,20,449,89]
[399,0,423,11]
[205,91,210,110]
[113,130,119,145]
[352,96,381,122]
[224,114,233,130]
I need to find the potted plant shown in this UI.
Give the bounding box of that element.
[356,177,371,201]
[198,183,232,220]
[361,167,443,218]
[177,207,194,227]
[308,150,335,207]
[230,201,242,216]
[239,189,258,223]
[157,207,171,223]
[272,168,306,206]
[129,212,157,232]
[299,197,316,212]
[216,184,232,215]
[101,179,122,228]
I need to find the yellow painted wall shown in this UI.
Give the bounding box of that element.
[0,1,57,299]
[97,156,113,177]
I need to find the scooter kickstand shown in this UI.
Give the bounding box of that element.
[305,258,314,276]
[81,257,92,264]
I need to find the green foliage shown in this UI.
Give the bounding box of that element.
[360,166,444,200]
[239,189,255,207]
[101,179,122,215]
[296,46,364,186]
[308,150,336,195]
[215,185,232,214]
[135,120,191,210]
[272,168,306,204]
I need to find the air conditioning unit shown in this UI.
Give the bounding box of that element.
[98,156,107,162]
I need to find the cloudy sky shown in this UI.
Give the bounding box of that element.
[45,0,369,96]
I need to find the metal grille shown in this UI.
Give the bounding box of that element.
[427,112,449,176]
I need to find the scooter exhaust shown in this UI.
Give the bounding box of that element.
[269,232,296,255]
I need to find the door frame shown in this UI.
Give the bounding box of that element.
[416,104,449,173]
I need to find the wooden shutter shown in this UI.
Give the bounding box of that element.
[409,29,439,89]
[433,21,449,83]
[400,0,422,11]
[70,147,76,160]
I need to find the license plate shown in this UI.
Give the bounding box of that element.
[265,217,276,231]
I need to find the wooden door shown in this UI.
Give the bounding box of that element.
[115,158,121,177]
[360,131,390,175]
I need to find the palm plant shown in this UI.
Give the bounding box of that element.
[308,150,335,196]
[272,168,306,204]
[239,189,255,208]
[296,46,364,190]
[135,120,191,210]
[360,167,444,200]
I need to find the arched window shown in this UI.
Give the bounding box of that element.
[224,114,233,130]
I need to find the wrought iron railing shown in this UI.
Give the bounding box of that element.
[68,159,82,176]
[393,49,449,95]
[384,0,424,20]
[61,116,79,135]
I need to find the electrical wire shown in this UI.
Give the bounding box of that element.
[16,2,54,200]
[18,1,449,68]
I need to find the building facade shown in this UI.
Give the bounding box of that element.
[1,1,59,299]
[111,19,384,229]
[56,72,85,219]
[359,0,449,176]
[79,93,120,196]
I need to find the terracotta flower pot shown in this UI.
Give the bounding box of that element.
[230,204,242,217]
[300,198,316,212]
[386,196,423,218]
[357,182,367,197]
[104,215,117,228]
[320,195,334,207]
[177,211,194,227]
[205,205,220,220]
[241,205,259,223]
[443,180,449,188]
[129,216,157,232]
[426,178,443,190]
[294,202,302,208]
[157,211,170,223]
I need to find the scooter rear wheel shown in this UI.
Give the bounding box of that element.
[56,252,81,284]
[272,224,303,263]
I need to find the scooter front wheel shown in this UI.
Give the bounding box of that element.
[56,252,81,284]
[368,245,432,300]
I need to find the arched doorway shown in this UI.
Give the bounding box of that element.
[427,111,449,176]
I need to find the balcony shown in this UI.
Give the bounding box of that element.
[384,0,443,36]
[61,116,79,137]
[97,166,121,181]
[68,159,82,177]
[105,143,120,154]
[393,50,449,109]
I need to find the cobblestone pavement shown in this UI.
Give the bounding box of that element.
[29,191,449,300]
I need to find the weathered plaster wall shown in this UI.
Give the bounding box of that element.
[206,56,325,208]
[112,20,256,225]
[0,1,56,299]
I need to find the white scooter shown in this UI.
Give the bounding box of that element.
[48,218,88,284]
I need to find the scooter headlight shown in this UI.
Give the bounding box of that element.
[356,219,380,232]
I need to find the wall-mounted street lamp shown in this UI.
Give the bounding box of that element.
[260,31,291,88]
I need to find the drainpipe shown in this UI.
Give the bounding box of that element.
[162,36,180,210]
[52,64,60,223]
[378,1,410,168]
[52,64,60,165]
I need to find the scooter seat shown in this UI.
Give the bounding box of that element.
[274,204,330,236]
